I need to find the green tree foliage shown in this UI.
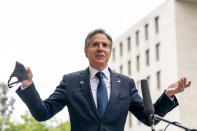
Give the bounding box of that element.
[0,112,70,131]
[2,112,49,131]
[53,121,71,131]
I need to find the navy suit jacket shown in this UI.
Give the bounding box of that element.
[16,67,178,131]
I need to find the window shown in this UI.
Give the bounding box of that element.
[145,24,149,40]
[156,43,160,61]
[146,49,150,66]
[146,75,151,88]
[112,48,116,61]
[127,37,131,51]
[136,30,140,46]
[120,42,123,57]
[120,65,123,74]
[136,55,140,71]
[155,16,159,33]
[156,71,161,89]
[128,60,131,76]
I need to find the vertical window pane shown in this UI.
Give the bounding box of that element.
[145,24,149,40]
[156,71,161,89]
[136,55,140,71]
[127,37,131,51]
[146,49,150,66]
[120,42,123,56]
[146,75,151,88]
[156,43,160,61]
[136,30,140,46]
[120,65,123,74]
[155,16,159,33]
[128,60,131,75]
[113,48,116,61]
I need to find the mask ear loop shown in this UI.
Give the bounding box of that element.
[8,77,19,88]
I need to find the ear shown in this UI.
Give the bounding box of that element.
[84,48,88,58]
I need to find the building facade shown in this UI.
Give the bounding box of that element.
[109,0,197,130]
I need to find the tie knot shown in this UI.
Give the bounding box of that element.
[95,72,104,79]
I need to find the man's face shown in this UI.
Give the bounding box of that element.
[85,33,111,71]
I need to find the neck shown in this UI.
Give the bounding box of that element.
[90,64,107,71]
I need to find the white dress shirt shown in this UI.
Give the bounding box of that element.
[89,66,111,108]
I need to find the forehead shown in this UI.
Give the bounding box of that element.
[90,33,110,43]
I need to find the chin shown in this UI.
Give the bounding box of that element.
[97,62,107,67]
[95,60,105,64]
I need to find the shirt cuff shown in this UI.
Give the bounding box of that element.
[20,82,33,90]
[169,95,175,101]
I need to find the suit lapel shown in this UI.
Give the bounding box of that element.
[79,68,99,118]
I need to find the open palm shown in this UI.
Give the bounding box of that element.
[165,78,191,98]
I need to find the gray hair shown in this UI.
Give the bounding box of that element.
[84,29,113,49]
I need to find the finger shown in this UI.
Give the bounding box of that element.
[182,78,186,87]
[26,67,31,73]
[25,67,33,80]
[179,85,184,92]
[178,81,184,92]
[178,79,184,89]
[181,78,187,89]
[26,68,33,78]
[185,81,191,87]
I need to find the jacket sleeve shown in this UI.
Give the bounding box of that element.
[129,79,179,126]
[16,78,68,122]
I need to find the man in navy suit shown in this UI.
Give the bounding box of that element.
[17,29,191,131]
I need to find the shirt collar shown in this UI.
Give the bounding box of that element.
[89,66,110,80]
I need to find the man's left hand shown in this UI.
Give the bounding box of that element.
[165,78,191,98]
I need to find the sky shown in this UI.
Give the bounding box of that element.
[0,0,165,122]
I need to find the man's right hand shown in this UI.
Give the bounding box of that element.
[21,67,33,87]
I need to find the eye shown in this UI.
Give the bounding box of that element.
[90,42,99,47]
[103,42,110,47]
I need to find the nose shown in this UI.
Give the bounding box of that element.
[98,43,103,49]
[97,43,104,51]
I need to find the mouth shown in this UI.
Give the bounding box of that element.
[95,55,105,59]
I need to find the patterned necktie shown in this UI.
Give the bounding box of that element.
[96,72,108,118]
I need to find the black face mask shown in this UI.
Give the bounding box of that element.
[8,61,29,88]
